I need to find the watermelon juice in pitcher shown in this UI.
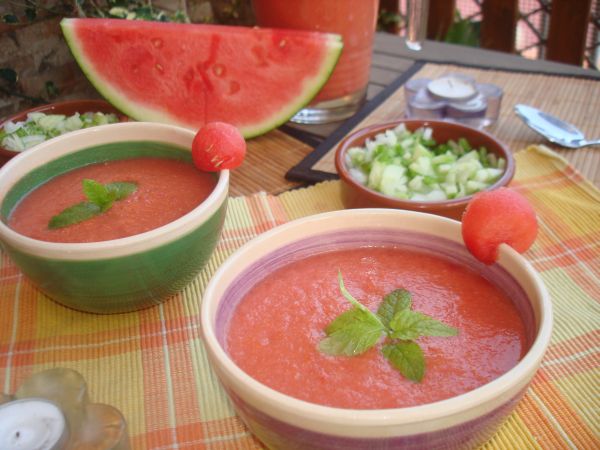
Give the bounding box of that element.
[252,0,379,124]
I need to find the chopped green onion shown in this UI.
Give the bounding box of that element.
[344,124,506,202]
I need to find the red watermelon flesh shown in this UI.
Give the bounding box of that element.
[61,19,342,137]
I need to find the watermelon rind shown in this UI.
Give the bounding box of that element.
[60,19,343,138]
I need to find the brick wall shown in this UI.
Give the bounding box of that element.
[0,17,99,119]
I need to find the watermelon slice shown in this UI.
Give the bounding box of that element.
[60,19,342,138]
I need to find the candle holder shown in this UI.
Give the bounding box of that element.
[404,73,503,128]
[0,368,130,450]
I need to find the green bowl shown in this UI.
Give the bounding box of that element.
[0,122,229,313]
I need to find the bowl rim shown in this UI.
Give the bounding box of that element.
[0,121,229,260]
[334,119,516,211]
[201,208,552,436]
[0,99,129,157]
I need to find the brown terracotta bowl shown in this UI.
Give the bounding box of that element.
[334,119,515,220]
[0,99,128,166]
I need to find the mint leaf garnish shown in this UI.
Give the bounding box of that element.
[83,179,113,211]
[48,202,101,229]
[48,179,137,229]
[377,288,412,328]
[318,272,458,382]
[390,310,458,340]
[319,272,384,356]
[337,271,380,320]
[106,182,137,201]
[382,342,425,382]
[319,308,384,356]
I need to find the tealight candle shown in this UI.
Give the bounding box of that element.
[427,75,477,101]
[403,78,431,102]
[406,89,445,119]
[446,94,487,119]
[0,399,68,450]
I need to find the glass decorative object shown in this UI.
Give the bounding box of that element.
[0,368,130,450]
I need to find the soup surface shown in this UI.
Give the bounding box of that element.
[9,157,216,243]
[226,246,528,409]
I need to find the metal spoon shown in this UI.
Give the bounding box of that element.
[514,104,600,148]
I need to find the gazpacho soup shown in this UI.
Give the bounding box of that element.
[6,141,216,243]
[224,232,532,410]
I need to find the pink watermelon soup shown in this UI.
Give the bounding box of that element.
[9,158,216,243]
[61,19,342,138]
[226,246,528,409]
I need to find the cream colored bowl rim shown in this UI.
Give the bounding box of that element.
[0,122,229,260]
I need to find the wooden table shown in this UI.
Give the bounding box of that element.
[231,33,600,197]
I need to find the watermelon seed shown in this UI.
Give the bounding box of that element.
[151,38,163,48]
[279,39,287,48]
[155,63,164,73]
[212,64,225,77]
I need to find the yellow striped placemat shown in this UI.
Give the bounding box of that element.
[0,146,598,449]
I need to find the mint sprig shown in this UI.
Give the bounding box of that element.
[389,309,458,340]
[319,273,384,356]
[382,341,425,382]
[48,202,102,229]
[319,272,458,382]
[377,289,412,328]
[48,179,137,229]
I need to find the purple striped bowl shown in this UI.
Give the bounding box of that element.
[200,209,552,450]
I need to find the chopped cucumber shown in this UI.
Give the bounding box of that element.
[380,164,407,197]
[345,126,506,202]
[1,111,119,152]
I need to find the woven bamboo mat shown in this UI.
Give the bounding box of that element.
[231,129,314,196]
[288,63,600,186]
